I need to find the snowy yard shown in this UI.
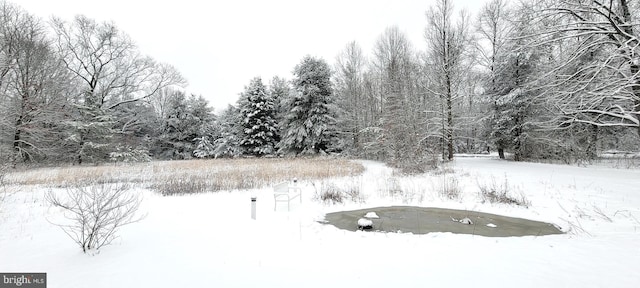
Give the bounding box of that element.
[1,157,639,287]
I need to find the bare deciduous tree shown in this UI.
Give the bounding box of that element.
[531,0,640,136]
[51,15,186,110]
[0,2,72,165]
[476,0,511,78]
[425,0,473,161]
[51,15,186,163]
[46,183,144,253]
[334,41,367,154]
[373,26,426,169]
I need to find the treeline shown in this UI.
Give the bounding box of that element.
[1,0,639,171]
[0,1,185,165]
[327,0,640,170]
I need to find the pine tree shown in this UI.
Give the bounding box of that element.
[109,100,156,162]
[154,92,214,159]
[238,77,278,156]
[193,135,215,158]
[66,105,116,164]
[213,105,242,158]
[268,76,290,142]
[489,15,541,161]
[477,0,511,159]
[278,56,337,155]
[191,96,217,159]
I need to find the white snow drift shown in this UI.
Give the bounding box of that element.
[1,157,639,288]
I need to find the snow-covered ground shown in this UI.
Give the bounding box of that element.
[1,157,639,287]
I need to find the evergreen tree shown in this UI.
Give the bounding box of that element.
[155,91,189,159]
[154,91,214,159]
[193,135,216,158]
[238,77,278,156]
[489,13,542,161]
[476,0,512,159]
[278,56,337,155]
[109,100,156,162]
[190,95,217,158]
[213,105,242,158]
[66,105,116,164]
[268,76,290,142]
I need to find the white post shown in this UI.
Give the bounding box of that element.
[251,197,257,220]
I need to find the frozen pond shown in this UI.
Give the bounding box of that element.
[324,206,563,237]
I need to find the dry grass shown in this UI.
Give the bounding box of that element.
[3,158,364,194]
[315,178,364,204]
[477,176,530,207]
[438,176,462,200]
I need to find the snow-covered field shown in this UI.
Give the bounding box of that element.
[1,157,639,287]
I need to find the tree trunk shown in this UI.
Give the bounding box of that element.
[513,116,522,162]
[13,117,21,146]
[636,97,640,137]
[498,148,505,159]
[446,74,454,161]
[77,132,84,165]
[630,63,640,137]
[442,116,446,161]
[619,0,640,136]
[12,118,22,167]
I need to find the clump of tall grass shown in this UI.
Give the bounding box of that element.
[477,176,530,207]
[314,178,364,204]
[438,176,462,200]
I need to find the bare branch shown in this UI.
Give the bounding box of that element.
[46,183,144,253]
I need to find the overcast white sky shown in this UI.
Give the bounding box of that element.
[18,0,488,110]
